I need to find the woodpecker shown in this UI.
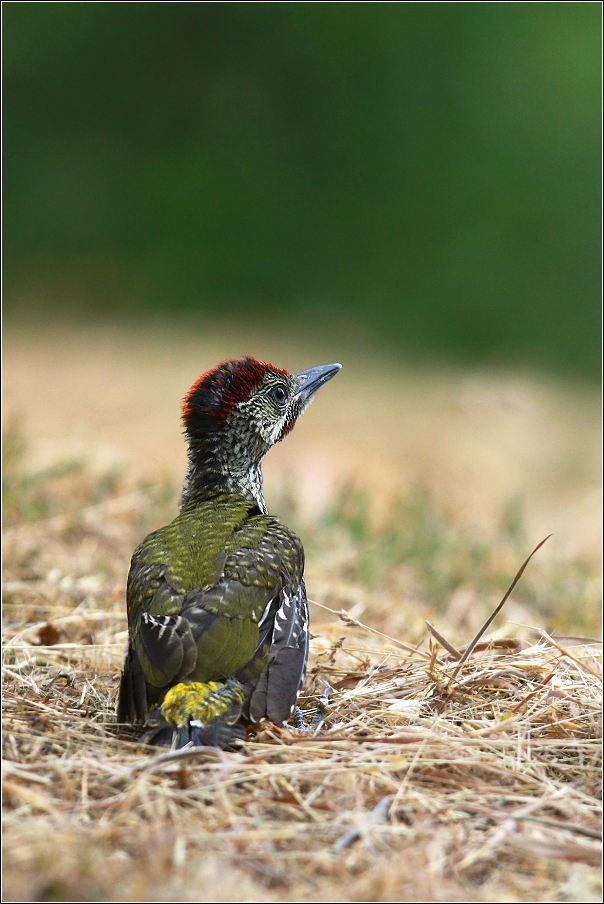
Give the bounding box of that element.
[117,356,341,747]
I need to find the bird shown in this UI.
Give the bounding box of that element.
[117,355,341,748]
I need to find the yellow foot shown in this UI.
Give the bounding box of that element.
[161,679,245,728]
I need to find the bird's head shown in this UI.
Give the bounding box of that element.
[181,356,341,506]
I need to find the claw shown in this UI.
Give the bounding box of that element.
[286,686,332,733]
[290,706,306,730]
[310,684,332,731]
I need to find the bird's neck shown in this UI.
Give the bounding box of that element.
[180,457,267,514]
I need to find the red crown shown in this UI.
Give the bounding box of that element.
[182,357,289,422]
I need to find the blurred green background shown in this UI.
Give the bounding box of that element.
[3,2,601,379]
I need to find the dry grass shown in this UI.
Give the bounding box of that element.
[3,324,602,901]
[3,426,602,902]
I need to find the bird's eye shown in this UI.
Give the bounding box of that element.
[271,385,287,405]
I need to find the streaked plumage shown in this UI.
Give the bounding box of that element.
[117,356,340,747]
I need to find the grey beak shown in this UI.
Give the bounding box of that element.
[293,363,342,401]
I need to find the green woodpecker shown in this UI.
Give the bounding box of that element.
[117,356,341,747]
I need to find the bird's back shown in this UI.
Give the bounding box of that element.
[128,491,255,601]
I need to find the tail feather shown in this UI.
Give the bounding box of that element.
[140,717,246,749]
[117,645,148,724]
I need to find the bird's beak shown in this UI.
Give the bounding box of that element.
[293,363,342,403]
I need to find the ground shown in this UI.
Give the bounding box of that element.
[2,321,601,902]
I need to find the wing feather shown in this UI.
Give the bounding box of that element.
[247,580,309,725]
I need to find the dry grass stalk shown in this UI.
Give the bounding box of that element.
[448,534,552,683]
